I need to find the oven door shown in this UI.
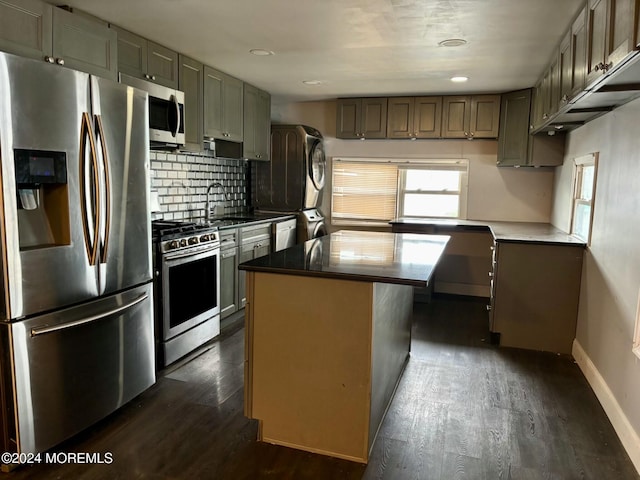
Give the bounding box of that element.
[161,245,220,340]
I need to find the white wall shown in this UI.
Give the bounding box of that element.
[272,100,555,227]
[551,96,640,469]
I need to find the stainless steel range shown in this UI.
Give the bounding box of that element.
[152,220,221,367]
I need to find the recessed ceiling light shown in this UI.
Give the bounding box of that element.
[451,76,469,83]
[302,80,324,86]
[249,49,275,56]
[438,38,467,47]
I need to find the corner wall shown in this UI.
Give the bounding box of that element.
[551,97,640,472]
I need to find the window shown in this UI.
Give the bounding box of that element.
[331,158,469,226]
[570,153,598,244]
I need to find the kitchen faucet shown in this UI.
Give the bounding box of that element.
[206,182,231,220]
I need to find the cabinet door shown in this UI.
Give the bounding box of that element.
[243,83,271,160]
[571,6,589,99]
[386,97,414,139]
[112,26,147,80]
[414,96,442,138]
[531,78,545,130]
[496,89,531,167]
[220,247,238,319]
[586,0,609,86]
[0,0,52,61]
[441,96,470,138]
[51,8,117,81]
[558,29,573,108]
[179,55,203,151]
[255,88,271,160]
[546,53,561,117]
[470,95,500,138]
[360,98,387,138]
[222,74,244,142]
[606,0,639,69]
[335,98,361,139]
[203,65,224,139]
[238,245,254,309]
[254,242,271,259]
[147,41,178,88]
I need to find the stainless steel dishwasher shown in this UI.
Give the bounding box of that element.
[273,218,297,251]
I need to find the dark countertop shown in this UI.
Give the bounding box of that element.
[238,230,450,287]
[205,212,296,230]
[389,217,586,246]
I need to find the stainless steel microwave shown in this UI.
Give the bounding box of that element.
[119,73,185,148]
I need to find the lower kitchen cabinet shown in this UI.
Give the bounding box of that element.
[488,241,584,354]
[220,229,239,319]
[238,223,272,308]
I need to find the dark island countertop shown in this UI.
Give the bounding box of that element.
[238,230,450,287]
[389,217,586,246]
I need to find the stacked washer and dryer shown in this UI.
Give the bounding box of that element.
[255,125,328,243]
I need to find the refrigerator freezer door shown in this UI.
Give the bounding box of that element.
[91,76,152,294]
[0,52,99,320]
[1,282,155,454]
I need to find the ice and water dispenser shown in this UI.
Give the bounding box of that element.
[14,148,70,249]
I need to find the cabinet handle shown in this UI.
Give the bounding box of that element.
[542,113,549,120]
[529,124,534,130]
[488,272,494,278]
[151,75,156,80]
[489,246,495,251]
[256,154,261,159]
[464,131,469,137]
[486,305,492,311]
[561,94,568,103]
[604,62,613,72]
[44,56,55,64]
[56,58,64,65]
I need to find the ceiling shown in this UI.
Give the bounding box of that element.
[61,0,585,104]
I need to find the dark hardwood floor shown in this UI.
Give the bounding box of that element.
[8,295,639,479]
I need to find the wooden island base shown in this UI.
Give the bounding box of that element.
[244,272,414,463]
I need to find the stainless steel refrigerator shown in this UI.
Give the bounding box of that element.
[0,52,155,455]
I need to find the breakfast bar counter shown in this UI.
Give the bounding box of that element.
[239,231,449,463]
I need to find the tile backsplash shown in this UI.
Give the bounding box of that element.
[150,151,248,222]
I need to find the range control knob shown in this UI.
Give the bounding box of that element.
[168,240,178,250]
[200,234,210,242]
[188,236,199,245]
[179,238,188,247]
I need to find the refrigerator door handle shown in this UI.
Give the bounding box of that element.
[30,293,149,337]
[94,114,111,263]
[79,112,101,266]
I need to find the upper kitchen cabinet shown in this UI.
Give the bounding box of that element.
[243,83,271,161]
[204,65,244,143]
[113,26,178,88]
[0,2,117,81]
[497,89,565,167]
[336,98,388,139]
[441,95,500,139]
[585,0,639,88]
[178,55,203,152]
[387,96,442,139]
[569,5,589,100]
[0,0,52,60]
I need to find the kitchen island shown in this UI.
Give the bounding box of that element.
[239,230,449,463]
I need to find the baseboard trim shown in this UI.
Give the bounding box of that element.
[434,281,489,298]
[572,339,640,474]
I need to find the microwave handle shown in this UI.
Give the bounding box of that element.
[171,94,180,138]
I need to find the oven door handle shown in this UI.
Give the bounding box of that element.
[31,293,148,337]
[163,245,220,261]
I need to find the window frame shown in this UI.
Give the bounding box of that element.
[331,157,469,227]
[397,164,468,220]
[569,152,598,245]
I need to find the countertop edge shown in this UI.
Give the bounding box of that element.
[237,264,428,288]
